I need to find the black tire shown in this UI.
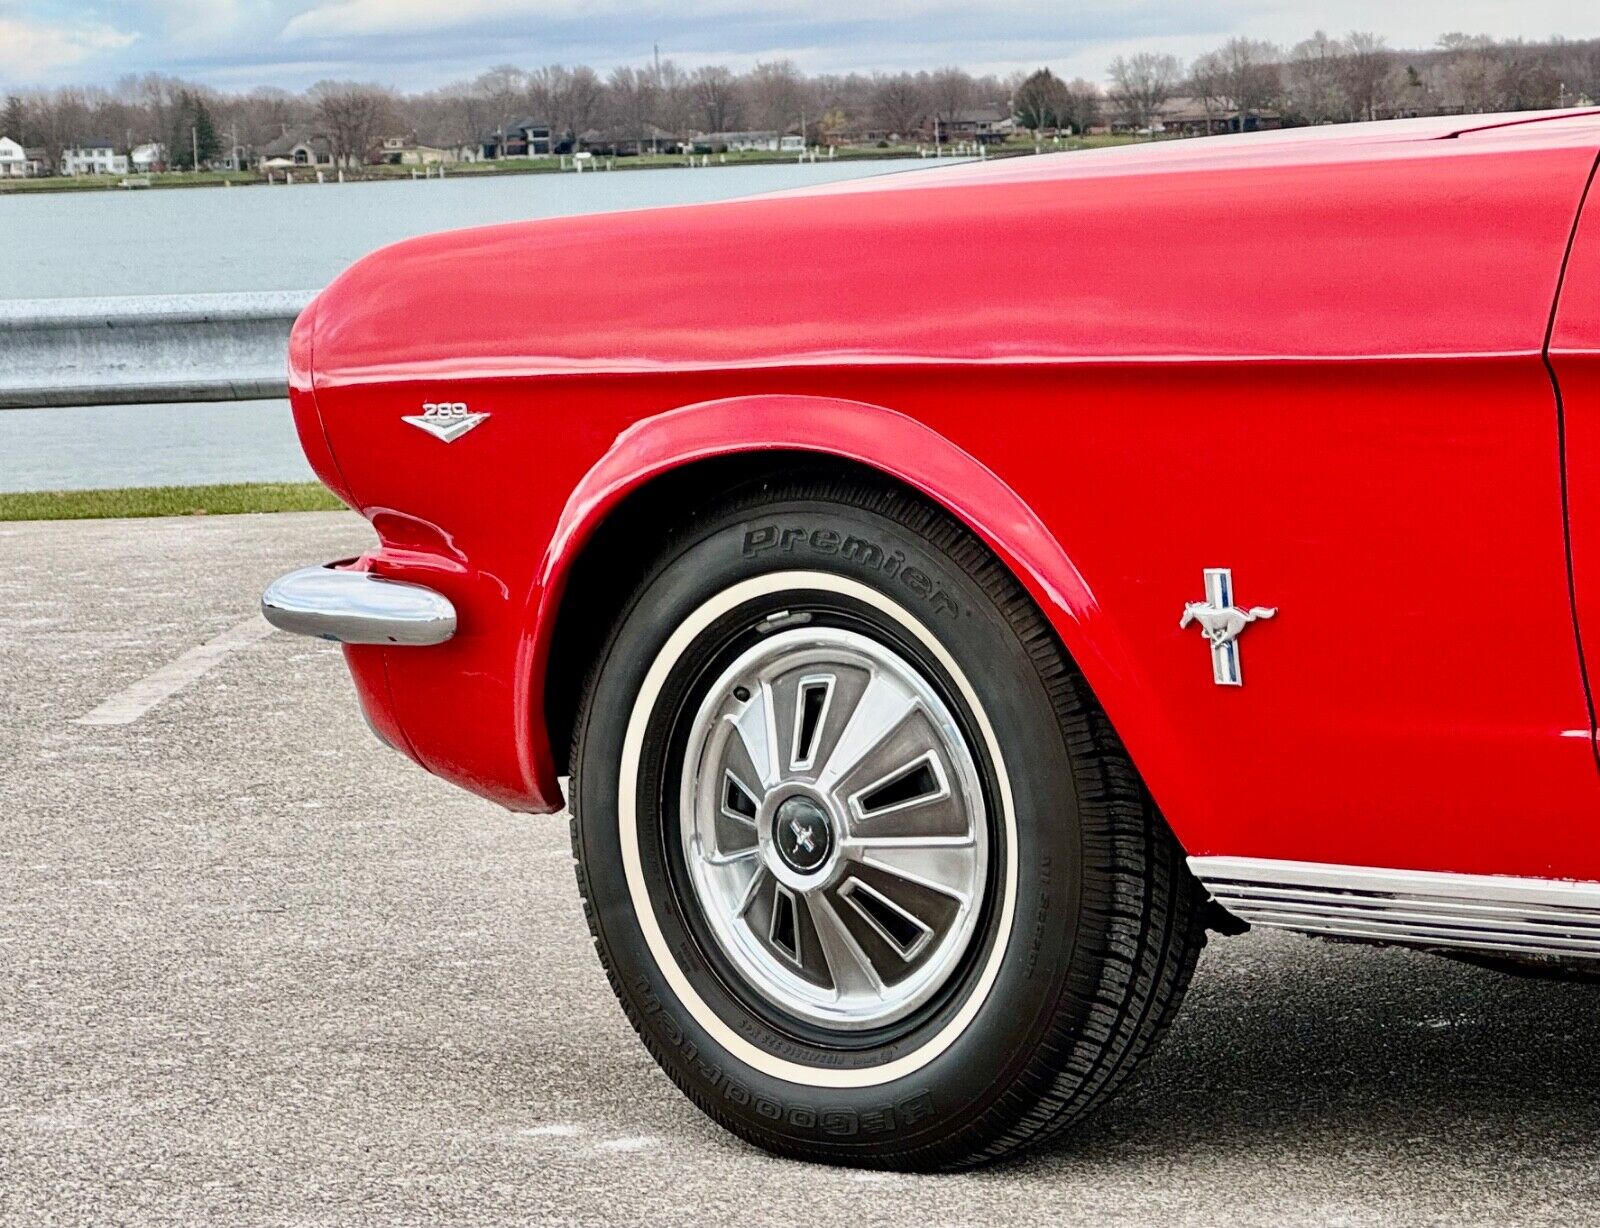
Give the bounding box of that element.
[569,474,1206,1169]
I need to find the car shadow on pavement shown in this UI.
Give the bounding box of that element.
[1020,931,1600,1178]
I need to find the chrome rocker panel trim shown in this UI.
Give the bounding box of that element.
[1191,856,1600,963]
[261,564,456,646]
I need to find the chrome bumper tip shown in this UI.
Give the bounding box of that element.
[261,564,456,646]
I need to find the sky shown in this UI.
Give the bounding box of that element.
[2,1,1597,92]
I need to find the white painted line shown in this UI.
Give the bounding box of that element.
[76,617,276,727]
[592,1136,659,1153]
[520,1124,583,1139]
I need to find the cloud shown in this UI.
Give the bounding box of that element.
[268,0,1600,87]
[0,17,138,80]
[5,0,1598,89]
[284,0,635,41]
[140,0,262,45]
[280,0,1154,43]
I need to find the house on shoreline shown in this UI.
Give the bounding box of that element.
[0,136,46,177]
[1105,97,1284,136]
[372,133,479,165]
[691,130,804,153]
[260,130,335,169]
[926,108,1014,144]
[481,118,560,159]
[61,139,128,176]
[131,143,166,173]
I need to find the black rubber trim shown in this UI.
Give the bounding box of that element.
[1541,146,1600,775]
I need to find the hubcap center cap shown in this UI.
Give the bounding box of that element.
[772,796,833,875]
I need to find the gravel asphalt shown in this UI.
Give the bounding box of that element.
[2,510,1597,1226]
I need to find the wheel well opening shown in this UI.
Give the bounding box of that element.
[545,450,871,773]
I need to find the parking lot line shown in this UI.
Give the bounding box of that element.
[592,1136,660,1154]
[76,616,276,726]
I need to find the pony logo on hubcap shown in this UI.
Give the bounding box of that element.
[774,796,832,874]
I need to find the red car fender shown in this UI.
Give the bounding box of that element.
[521,393,1204,842]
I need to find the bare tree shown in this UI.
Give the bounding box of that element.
[1208,38,1282,129]
[811,69,886,143]
[927,67,974,123]
[474,64,527,150]
[419,83,489,151]
[1386,62,1431,117]
[1495,39,1561,109]
[604,65,658,150]
[649,59,694,141]
[32,88,91,169]
[1553,38,1600,104]
[237,86,303,147]
[1188,51,1230,132]
[691,65,742,133]
[1288,31,1347,124]
[1437,33,1496,55]
[871,73,927,137]
[1059,78,1102,135]
[746,59,809,138]
[132,74,183,150]
[1339,32,1393,120]
[563,65,606,139]
[1439,48,1501,114]
[311,82,394,165]
[1108,51,1183,132]
[527,65,569,136]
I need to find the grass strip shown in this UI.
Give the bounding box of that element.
[0,482,344,521]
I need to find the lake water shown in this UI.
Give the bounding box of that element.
[0,159,931,493]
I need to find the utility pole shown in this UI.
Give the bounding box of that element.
[230,122,239,172]
[191,124,198,172]
[652,42,664,156]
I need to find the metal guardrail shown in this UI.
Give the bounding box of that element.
[0,290,315,410]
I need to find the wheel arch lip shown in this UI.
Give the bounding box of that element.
[524,393,1197,846]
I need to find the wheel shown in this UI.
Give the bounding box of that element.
[569,474,1205,1169]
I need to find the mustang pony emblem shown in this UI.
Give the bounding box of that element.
[1180,602,1276,647]
[790,818,817,854]
[1181,568,1277,687]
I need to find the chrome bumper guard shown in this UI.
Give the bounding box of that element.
[261,564,456,646]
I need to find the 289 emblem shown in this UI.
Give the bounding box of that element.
[402,401,490,443]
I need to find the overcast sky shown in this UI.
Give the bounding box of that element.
[3,1,1597,91]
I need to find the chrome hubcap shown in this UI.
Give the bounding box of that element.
[678,624,989,1031]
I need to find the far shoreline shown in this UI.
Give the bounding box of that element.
[0,137,1132,197]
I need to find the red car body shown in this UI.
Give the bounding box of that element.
[288,111,1600,888]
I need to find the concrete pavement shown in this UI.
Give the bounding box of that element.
[2,511,1597,1225]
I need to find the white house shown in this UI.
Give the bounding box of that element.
[130,142,166,172]
[693,130,805,153]
[0,135,36,177]
[61,139,128,176]
[371,134,465,166]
